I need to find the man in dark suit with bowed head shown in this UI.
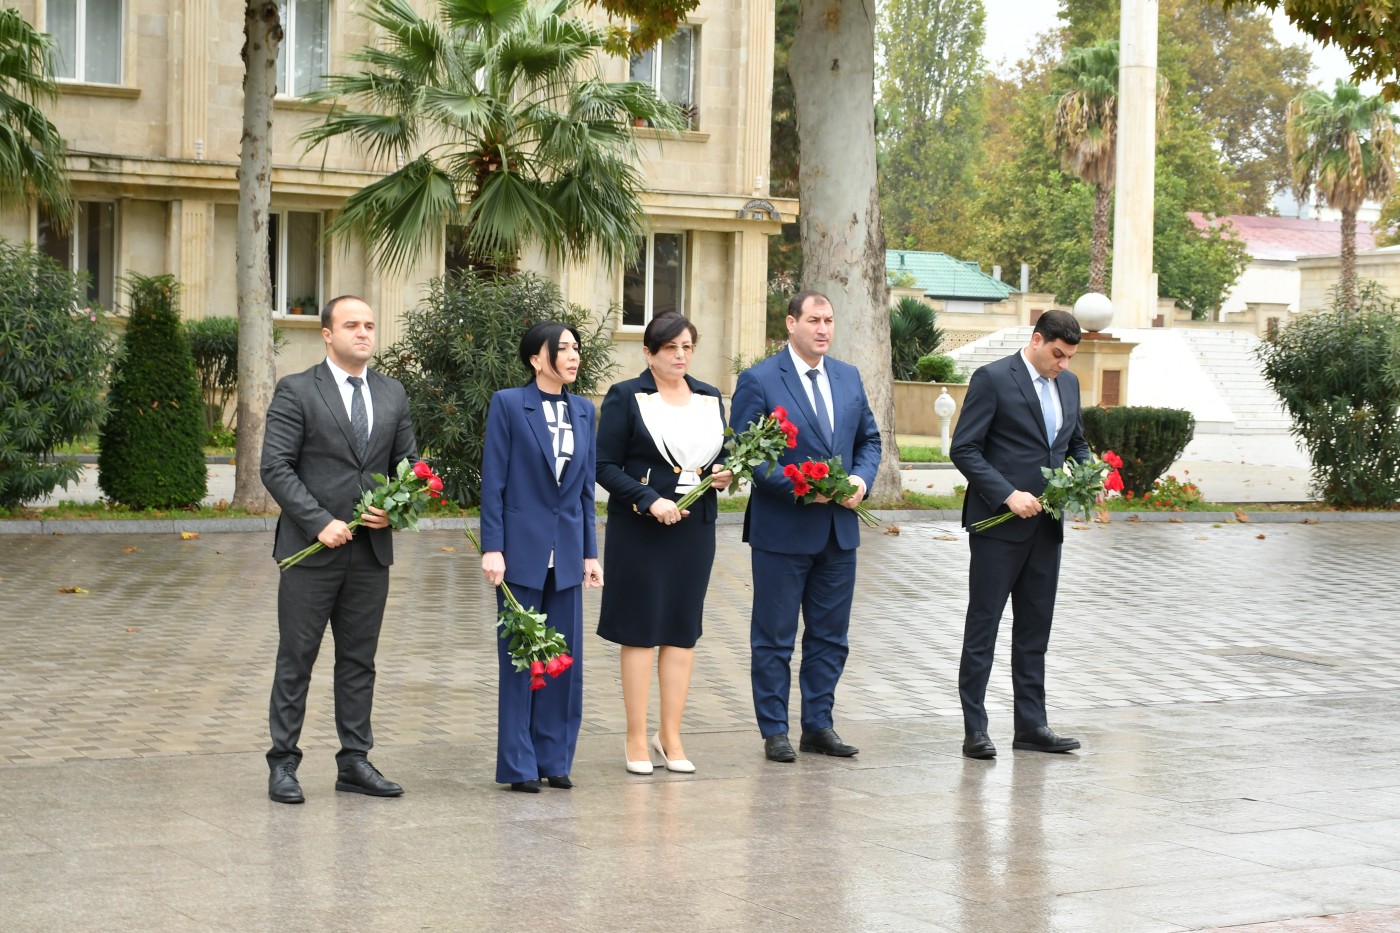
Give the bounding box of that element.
[260,295,418,803]
[951,309,1091,760]
[730,290,882,762]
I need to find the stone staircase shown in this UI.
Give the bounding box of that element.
[945,326,1033,376]
[1175,330,1292,434]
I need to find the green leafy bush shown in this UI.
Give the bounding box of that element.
[184,316,285,438]
[914,353,966,383]
[1081,406,1195,498]
[0,241,112,507]
[890,297,943,380]
[377,272,618,506]
[98,274,207,508]
[1257,282,1400,507]
[1117,473,1204,511]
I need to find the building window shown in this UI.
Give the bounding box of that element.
[38,202,117,309]
[48,0,123,85]
[277,0,329,98]
[268,211,322,315]
[622,232,684,328]
[629,26,697,126]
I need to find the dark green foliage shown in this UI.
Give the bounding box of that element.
[0,240,111,507]
[1081,406,1196,497]
[890,297,943,380]
[184,316,285,436]
[98,274,207,508]
[914,353,965,383]
[1257,282,1400,507]
[377,272,618,506]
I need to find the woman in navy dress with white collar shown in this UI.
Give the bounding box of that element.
[596,312,733,774]
[479,321,604,792]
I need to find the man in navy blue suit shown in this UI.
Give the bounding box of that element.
[730,290,882,762]
[951,309,1091,761]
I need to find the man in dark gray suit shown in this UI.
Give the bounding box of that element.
[951,310,1091,761]
[260,295,418,803]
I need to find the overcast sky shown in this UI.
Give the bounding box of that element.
[978,1,1374,92]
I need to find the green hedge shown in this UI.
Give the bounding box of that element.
[1081,406,1195,497]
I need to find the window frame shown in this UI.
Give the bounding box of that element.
[629,24,698,127]
[36,200,119,311]
[48,0,124,86]
[268,209,324,317]
[276,0,331,99]
[620,231,687,330]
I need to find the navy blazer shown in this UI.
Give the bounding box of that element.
[596,370,727,524]
[730,347,882,554]
[950,351,1092,542]
[261,361,418,567]
[479,385,598,591]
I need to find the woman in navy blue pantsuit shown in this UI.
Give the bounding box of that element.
[479,321,604,792]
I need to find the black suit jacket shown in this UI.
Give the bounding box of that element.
[596,370,727,524]
[950,351,1091,542]
[260,361,419,566]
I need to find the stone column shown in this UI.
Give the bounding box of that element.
[1074,334,1138,408]
[727,228,769,393]
[170,0,210,160]
[169,200,212,318]
[738,0,776,197]
[1110,0,1158,328]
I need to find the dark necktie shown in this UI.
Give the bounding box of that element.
[806,368,832,446]
[347,375,369,459]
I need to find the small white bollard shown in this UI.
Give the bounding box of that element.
[934,387,957,457]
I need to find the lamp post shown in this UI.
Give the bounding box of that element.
[934,387,957,457]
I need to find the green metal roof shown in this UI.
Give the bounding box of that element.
[886,250,1015,301]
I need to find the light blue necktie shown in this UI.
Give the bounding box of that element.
[1037,376,1056,446]
[806,369,832,447]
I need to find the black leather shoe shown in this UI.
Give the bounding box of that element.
[335,759,404,796]
[1012,726,1081,753]
[268,762,304,804]
[510,779,542,793]
[963,731,997,760]
[545,775,573,789]
[798,727,859,757]
[764,733,797,762]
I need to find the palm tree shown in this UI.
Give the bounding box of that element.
[1049,40,1120,295]
[0,8,72,228]
[1287,81,1398,311]
[301,0,686,273]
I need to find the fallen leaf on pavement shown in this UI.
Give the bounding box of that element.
[1234,509,1250,522]
[1072,524,1092,530]
[882,525,900,535]
[122,546,137,554]
[57,586,88,594]
[1302,518,1319,525]
[1194,535,1208,540]
[1128,514,1141,523]
[441,546,457,552]
[180,531,199,540]
[935,534,959,541]
[1169,517,1183,523]
[1256,534,1266,539]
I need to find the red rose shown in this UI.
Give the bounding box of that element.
[413,461,434,479]
[530,675,546,691]
[546,656,566,678]
[807,461,830,480]
[428,476,444,492]
[530,660,545,676]
[1104,470,1123,492]
[1102,450,1124,470]
[792,478,811,497]
[772,406,788,420]
[783,463,802,480]
[557,654,574,672]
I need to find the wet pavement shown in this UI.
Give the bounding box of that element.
[3,520,1400,931]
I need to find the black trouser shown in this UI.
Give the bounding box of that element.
[267,532,388,769]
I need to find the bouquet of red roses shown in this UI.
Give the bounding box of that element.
[278,459,444,569]
[783,457,881,527]
[672,406,797,512]
[463,527,573,690]
[970,450,1124,533]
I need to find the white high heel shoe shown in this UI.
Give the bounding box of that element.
[625,742,653,775]
[651,733,696,773]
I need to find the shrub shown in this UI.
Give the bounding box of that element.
[0,241,112,507]
[915,353,966,383]
[377,272,618,506]
[98,274,207,508]
[1081,406,1195,497]
[1257,281,1400,507]
[729,341,783,376]
[184,316,285,438]
[1118,473,1204,511]
[890,297,943,380]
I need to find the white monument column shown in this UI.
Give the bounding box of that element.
[1110,0,1159,328]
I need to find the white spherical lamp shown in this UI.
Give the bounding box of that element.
[1073,292,1114,333]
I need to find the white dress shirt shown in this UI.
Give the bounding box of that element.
[326,357,374,437]
[788,343,834,437]
[1020,349,1061,438]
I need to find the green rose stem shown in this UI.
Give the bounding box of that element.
[463,525,571,678]
[672,410,794,513]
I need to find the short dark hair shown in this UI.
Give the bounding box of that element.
[321,295,367,330]
[1034,309,1082,345]
[642,311,699,354]
[518,320,582,384]
[787,289,832,320]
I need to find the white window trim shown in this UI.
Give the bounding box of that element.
[47,0,125,86]
[632,24,697,111]
[276,0,331,99]
[270,209,324,317]
[620,231,686,331]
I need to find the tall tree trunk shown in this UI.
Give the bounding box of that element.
[233,2,281,512]
[1089,180,1111,294]
[790,0,901,499]
[1340,206,1357,312]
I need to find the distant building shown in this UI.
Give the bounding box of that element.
[885,249,1015,312]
